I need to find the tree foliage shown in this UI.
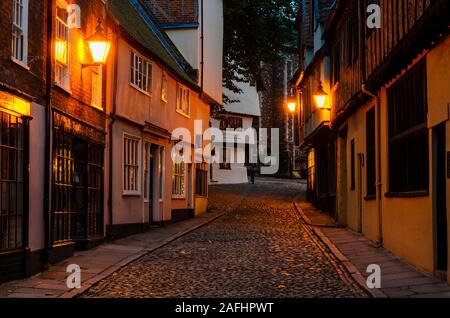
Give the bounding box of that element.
[223,0,298,103]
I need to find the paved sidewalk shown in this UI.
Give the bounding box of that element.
[295,199,450,298]
[0,211,224,298]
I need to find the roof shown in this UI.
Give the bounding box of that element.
[140,0,199,27]
[223,81,261,117]
[107,0,199,90]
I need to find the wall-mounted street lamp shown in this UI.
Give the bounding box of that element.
[313,81,329,110]
[82,18,111,69]
[287,93,297,113]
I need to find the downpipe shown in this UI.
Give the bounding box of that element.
[361,84,383,247]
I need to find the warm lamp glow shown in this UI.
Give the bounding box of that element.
[313,81,328,109]
[88,41,111,64]
[83,18,111,67]
[314,95,327,108]
[55,41,68,64]
[287,93,297,113]
[287,102,296,112]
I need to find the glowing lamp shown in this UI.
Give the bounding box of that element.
[313,81,328,109]
[287,94,297,113]
[82,18,111,68]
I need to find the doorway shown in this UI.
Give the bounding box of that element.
[434,124,447,275]
[337,127,348,226]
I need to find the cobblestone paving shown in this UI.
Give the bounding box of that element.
[83,179,368,298]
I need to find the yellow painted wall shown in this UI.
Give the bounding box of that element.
[379,84,434,274]
[427,35,450,282]
[341,102,378,242]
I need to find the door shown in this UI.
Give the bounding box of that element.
[435,124,447,274]
[337,127,348,225]
[187,164,193,209]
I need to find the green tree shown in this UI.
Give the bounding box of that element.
[223,0,298,103]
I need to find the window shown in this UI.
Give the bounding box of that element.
[91,66,102,109]
[388,59,428,194]
[366,108,376,197]
[350,139,355,190]
[130,51,152,93]
[123,135,140,194]
[161,71,168,102]
[172,154,185,198]
[176,84,190,115]
[143,143,151,201]
[0,112,26,251]
[11,0,28,64]
[55,5,70,89]
[220,116,243,130]
[195,163,208,197]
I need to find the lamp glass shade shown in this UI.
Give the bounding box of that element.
[314,94,327,108]
[287,102,296,112]
[88,40,111,64]
[313,82,328,109]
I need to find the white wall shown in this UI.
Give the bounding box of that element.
[210,116,255,184]
[164,0,223,106]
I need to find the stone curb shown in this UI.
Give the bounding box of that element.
[58,212,226,298]
[293,199,387,299]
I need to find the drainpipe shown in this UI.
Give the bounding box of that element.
[200,0,204,95]
[108,31,119,239]
[361,84,382,247]
[43,0,54,268]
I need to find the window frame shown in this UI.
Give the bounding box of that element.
[386,58,429,196]
[130,50,152,95]
[161,71,168,103]
[122,133,141,196]
[11,0,29,67]
[55,2,71,91]
[91,65,102,110]
[172,154,185,199]
[176,83,191,117]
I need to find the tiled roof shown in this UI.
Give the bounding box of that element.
[107,0,199,89]
[139,0,199,27]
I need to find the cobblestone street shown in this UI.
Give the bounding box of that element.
[83,179,368,298]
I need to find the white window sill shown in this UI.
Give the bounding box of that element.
[123,191,141,197]
[130,83,151,97]
[172,195,186,200]
[11,58,30,71]
[176,109,190,118]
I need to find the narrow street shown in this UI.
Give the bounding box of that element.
[83,179,367,298]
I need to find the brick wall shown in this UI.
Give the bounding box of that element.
[49,0,108,131]
[141,0,198,26]
[0,0,47,105]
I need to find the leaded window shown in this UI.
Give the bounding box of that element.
[388,58,428,193]
[0,112,25,251]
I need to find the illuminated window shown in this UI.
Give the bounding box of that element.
[11,0,28,64]
[123,134,141,194]
[91,66,102,109]
[55,5,70,89]
[161,71,168,102]
[172,154,185,198]
[176,84,190,116]
[130,51,152,93]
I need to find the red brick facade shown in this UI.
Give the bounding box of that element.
[49,0,109,131]
[0,0,47,105]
